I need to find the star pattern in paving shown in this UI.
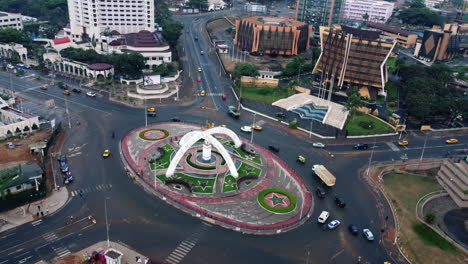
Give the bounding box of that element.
[268,193,286,206]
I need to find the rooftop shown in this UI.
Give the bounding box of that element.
[52,37,71,45]
[0,164,43,190]
[241,16,307,28]
[367,22,416,37]
[1,106,36,119]
[109,30,168,48]
[88,63,113,71]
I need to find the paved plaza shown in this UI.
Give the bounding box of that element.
[121,123,313,234]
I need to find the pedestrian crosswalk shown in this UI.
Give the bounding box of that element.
[386,142,401,152]
[165,223,212,264]
[52,246,70,258]
[42,232,58,242]
[71,183,112,197]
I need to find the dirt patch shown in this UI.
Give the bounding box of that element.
[0,129,52,170]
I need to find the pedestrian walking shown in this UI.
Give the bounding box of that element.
[46,207,49,214]
[41,211,44,217]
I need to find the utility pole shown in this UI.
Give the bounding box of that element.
[65,96,71,129]
[366,138,377,176]
[144,98,147,127]
[250,113,256,142]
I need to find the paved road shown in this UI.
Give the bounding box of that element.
[1,11,468,264]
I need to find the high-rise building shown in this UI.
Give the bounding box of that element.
[313,25,396,98]
[67,0,155,41]
[341,0,394,23]
[296,0,343,30]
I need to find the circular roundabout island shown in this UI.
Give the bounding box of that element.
[121,123,313,235]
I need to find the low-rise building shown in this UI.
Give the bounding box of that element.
[107,30,172,70]
[414,23,468,62]
[43,52,114,79]
[367,22,418,48]
[244,2,267,14]
[0,43,28,64]
[342,0,394,23]
[234,16,312,56]
[0,164,43,199]
[0,11,23,30]
[0,98,40,140]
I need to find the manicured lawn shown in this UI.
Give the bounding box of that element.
[382,173,464,264]
[149,144,174,170]
[223,141,262,164]
[236,86,295,104]
[156,173,215,194]
[237,163,261,177]
[222,175,238,193]
[344,111,395,136]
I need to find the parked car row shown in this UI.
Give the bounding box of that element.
[317,208,374,241]
[58,155,73,184]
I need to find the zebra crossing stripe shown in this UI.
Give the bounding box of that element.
[178,244,191,251]
[166,257,179,264]
[55,248,71,257]
[31,219,42,226]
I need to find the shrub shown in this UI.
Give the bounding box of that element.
[186,154,216,170]
[288,120,298,129]
[257,88,271,95]
[388,102,397,108]
[424,212,435,225]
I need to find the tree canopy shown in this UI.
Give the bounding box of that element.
[345,87,368,112]
[185,0,208,10]
[234,63,259,78]
[0,28,31,45]
[0,0,68,25]
[397,7,443,27]
[282,57,315,77]
[60,47,146,79]
[399,64,468,122]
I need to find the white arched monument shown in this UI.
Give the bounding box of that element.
[166,127,243,178]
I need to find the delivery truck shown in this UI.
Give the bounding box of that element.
[312,165,336,187]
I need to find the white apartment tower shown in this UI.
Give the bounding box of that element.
[342,0,394,23]
[67,0,155,41]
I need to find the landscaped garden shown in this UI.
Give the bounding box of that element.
[382,173,465,264]
[156,173,216,194]
[139,128,169,141]
[223,141,261,164]
[222,175,238,193]
[149,144,174,170]
[344,111,395,136]
[222,163,262,193]
[235,86,295,104]
[257,188,297,214]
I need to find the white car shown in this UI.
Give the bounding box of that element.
[240,126,252,133]
[86,91,96,97]
[327,220,341,230]
[318,211,330,223]
[363,229,374,241]
[312,142,326,148]
[6,64,14,69]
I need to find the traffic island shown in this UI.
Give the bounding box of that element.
[121,123,313,235]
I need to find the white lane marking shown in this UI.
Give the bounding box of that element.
[31,220,42,226]
[386,142,400,152]
[18,256,33,264]
[0,259,9,264]
[7,248,24,255]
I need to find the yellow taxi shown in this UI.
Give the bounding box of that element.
[63,90,70,95]
[103,149,110,158]
[40,85,47,90]
[446,138,459,144]
[200,51,204,55]
[200,90,206,96]
[252,125,263,131]
[147,107,156,112]
[296,155,306,163]
[198,67,202,72]
[220,124,226,128]
[398,140,409,146]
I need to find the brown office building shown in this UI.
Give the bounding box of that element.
[366,22,418,48]
[313,25,396,99]
[234,16,312,56]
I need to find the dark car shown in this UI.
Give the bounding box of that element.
[348,224,359,235]
[64,171,73,184]
[58,155,69,173]
[171,117,181,122]
[72,88,81,93]
[275,112,286,118]
[316,187,326,198]
[335,196,346,208]
[354,143,369,150]
[268,145,280,152]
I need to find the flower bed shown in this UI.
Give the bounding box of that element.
[222,175,238,193]
[223,141,261,164]
[149,144,174,169]
[139,128,169,141]
[257,188,297,214]
[157,173,215,194]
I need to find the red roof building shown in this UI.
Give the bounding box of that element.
[52,37,71,45]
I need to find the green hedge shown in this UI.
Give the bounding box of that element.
[157,173,215,194]
[138,128,169,141]
[257,188,297,214]
[186,153,216,170]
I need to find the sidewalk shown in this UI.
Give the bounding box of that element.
[55,241,153,264]
[0,187,69,232]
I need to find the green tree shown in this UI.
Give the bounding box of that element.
[152,63,177,76]
[424,212,435,224]
[186,0,208,10]
[362,13,369,21]
[282,57,314,77]
[394,58,406,75]
[344,87,368,119]
[234,63,259,78]
[0,28,31,45]
[110,53,146,79]
[409,0,426,8]
[161,19,183,49]
[397,7,443,27]
[154,0,171,25]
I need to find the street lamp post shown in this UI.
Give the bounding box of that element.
[104,197,110,247]
[65,95,71,129]
[144,98,147,127]
[250,113,256,143]
[366,138,377,176]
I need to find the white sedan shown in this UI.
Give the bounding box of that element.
[240,126,252,133]
[328,220,341,230]
[363,229,374,241]
[312,142,326,148]
[86,91,96,97]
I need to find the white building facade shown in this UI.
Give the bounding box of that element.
[425,0,445,8]
[342,0,394,23]
[0,11,23,30]
[67,0,155,41]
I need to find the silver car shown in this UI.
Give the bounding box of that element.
[312,142,326,148]
[363,229,374,241]
[328,220,341,230]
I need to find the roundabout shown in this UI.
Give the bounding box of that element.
[121,123,314,234]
